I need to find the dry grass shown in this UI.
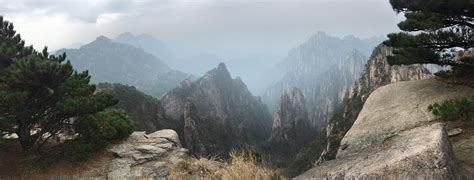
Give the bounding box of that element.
[169,150,284,180]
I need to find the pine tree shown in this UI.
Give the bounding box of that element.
[384,0,473,76]
[0,16,121,154]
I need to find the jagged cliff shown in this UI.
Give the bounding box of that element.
[261,88,315,167]
[263,32,379,129]
[297,79,474,179]
[162,63,273,155]
[270,88,311,142]
[317,44,432,163]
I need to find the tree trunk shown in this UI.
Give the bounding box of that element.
[17,124,34,155]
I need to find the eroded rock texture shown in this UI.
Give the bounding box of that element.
[297,79,474,179]
[317,44,431,163]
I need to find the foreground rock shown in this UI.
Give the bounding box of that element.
[297,79,474,179]
[64,129,188,179]
[317,44,431,163]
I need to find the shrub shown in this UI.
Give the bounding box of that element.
[229,148,263,164]
[219,149,282,180]
[74,109,135,143]
[428,97,474,123]
[177,160,191,172]
[63,109,134,162]
[62,140,101,162]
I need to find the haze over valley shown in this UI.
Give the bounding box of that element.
[0,0,472,179]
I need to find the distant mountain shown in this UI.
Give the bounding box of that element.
[263,32,382,130]
[114,32,223,76]
[56,36,193,97]
[114,32,173,64]
[161,63,273,155]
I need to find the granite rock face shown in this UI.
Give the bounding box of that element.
[317,44,432,163]
[63,129,188,179]
[106,130,187,179]
[297,79,474,179]
[162,63,273,155]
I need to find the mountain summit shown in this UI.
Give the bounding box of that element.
[162,63,273,155]
[56,35,192,97]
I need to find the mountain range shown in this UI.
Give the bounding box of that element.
[263,32,384,130]
[56,36,193,97]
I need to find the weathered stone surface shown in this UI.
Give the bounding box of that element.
[318,44,432,163]
[102,129,188,179]
[298,123,456,179]
[448,128,463,137]
[298,79,474,179]
[338,79,474,157]
[147,129,181,147]
[453,136,474,166]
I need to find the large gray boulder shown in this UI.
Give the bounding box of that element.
[297,79,474,179]
[106,129,187,179]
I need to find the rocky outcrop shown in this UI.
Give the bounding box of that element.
[162,63,273,155]
[263,32,379,129]
[317,44,431,163]
[67,129,189,179]
[297,79,474,179]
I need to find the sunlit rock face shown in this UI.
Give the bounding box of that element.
[263,32,382,130]
[162,63,273,155]
[297,79,474,179]
[318,44,432,164]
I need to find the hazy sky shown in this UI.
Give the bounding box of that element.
[1,0,403,54]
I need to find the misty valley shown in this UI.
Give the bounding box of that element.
[0,0,473,179]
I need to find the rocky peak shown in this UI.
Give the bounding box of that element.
[162,63,273,155]
[179,79,192,89]
[262,87,314,166]
[270,87,311,146]
[205,62,232,81]
[95,35,111,42]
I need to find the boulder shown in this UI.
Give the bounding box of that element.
[297,79,474,179]
[147,129,181,147]
[448,128,463,137]
[104,129,188,179]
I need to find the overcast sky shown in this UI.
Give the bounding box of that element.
[1,0,403,54]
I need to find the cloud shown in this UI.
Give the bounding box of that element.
[0,0,403,52]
